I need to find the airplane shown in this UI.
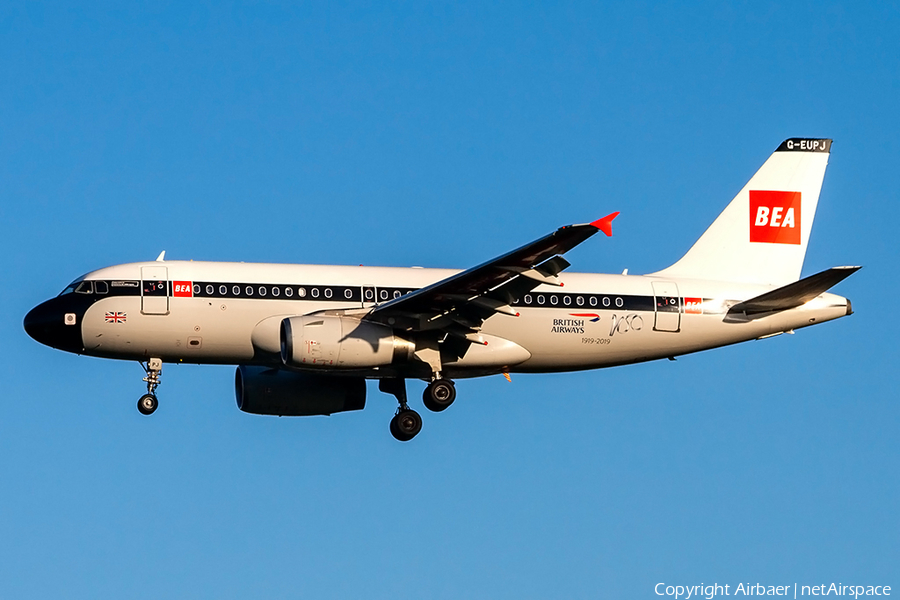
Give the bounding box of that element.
[24,138,858,441]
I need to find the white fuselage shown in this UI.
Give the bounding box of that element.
[71,260,850,377]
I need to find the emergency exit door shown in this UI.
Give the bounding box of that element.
[652,281,680,332]
[141,266,169,315]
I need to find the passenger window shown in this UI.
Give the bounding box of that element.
[299,288,307,298]
[272,287,280,297]
[285,288,294,297]
[311,288,320,298]
[94,281,109,294]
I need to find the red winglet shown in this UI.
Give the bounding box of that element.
[590,212,620,237]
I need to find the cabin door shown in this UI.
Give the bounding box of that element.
[141,266,169,315]
[652,281,680,332]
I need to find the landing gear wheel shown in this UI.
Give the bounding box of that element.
[138,359,163,415]
[423,378,456,412]
[390,409,422,442]
[137,394,158,415]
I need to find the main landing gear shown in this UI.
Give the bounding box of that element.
[380,378,422,442]
[379,375,457,441]
[423,378,456,412]
[390,410,423,442]
[138,358,162,416]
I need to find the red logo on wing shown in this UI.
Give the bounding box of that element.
[749,191,801,245]
[173,281,193,297]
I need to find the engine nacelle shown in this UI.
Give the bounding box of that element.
[235,365,366,416]
[280,315,413,369]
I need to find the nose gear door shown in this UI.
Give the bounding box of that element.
[141,266,169,315]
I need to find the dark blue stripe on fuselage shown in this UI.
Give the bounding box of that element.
[89,279,666,313]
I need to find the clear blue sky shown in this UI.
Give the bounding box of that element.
[1,2,897,598]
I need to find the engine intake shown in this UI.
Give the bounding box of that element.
[235,365,366,416]
[281,315,413,369]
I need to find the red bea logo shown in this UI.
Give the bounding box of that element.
[749,190,801,245]
[173,281,193,297]
[684,297,703,315]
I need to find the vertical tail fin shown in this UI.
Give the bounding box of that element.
[653,138,832,286]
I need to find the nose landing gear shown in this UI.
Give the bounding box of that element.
[138,358,163,415]
[138,393,158,415]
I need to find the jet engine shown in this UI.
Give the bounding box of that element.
[235,365,366,416]
[280,315,414,369]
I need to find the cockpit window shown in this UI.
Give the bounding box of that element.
[74,281,93,294]
[94,281,108,294]
[60,278,85,296]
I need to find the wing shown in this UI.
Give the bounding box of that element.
[365,213,619,340]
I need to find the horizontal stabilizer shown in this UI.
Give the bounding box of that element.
[728,266,860,316]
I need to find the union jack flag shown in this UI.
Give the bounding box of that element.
[105,311,127,324]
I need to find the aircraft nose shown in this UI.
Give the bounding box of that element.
[24,298,84,353]
[24,303,51,343]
